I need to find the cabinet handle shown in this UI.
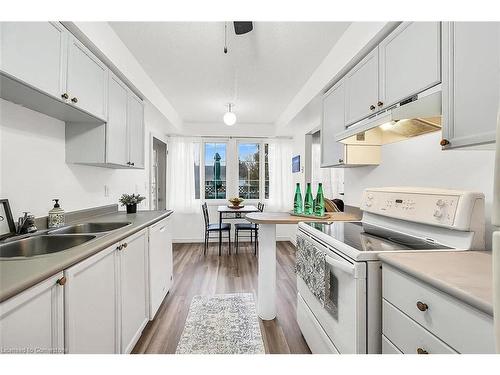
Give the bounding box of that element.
[338,159,344,164]
[71,97,78,103]
[369,105,376,110]
[377,101,384,107]
[416,301,429,311]
[440,139,450,147]
[61,93,69,100]
[130,162,135,166]
[417,348,429,354]
[56,276,67,286]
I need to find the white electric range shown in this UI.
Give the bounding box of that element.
[296,187,485,354]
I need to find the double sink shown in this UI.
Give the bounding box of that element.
[0,222,131,259]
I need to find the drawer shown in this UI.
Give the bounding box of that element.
[382,265,495,353]
[382,335,402,354]
[296,293,339,354]
[383,299,457,354]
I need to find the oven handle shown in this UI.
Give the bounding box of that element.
[325,255,356,276]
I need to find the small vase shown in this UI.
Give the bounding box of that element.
[126,204,137,214]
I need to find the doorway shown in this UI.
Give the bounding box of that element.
[151,137,167,210]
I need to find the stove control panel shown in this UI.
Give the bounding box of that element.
[361,187,484,230]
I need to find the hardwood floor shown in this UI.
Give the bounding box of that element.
[132,241,311,354]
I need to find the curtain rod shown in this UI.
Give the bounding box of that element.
[166,134,293,140]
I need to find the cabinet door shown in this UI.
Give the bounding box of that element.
[321,81,346,167]
[64,244,119,354]
[148,217,173,319]
[127,93,145,168]
[107,73,129,166]
[0,272,64,354]
[345,48,379,126]
[379,22,441,108]
[120,229,148,353]
[442,22,500,149]
[1,22,67,99]
[66,36,108,120]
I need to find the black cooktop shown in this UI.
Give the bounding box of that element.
[304,221,451,252]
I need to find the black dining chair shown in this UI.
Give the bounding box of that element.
[235,202,264,255]
[202,202,231,256]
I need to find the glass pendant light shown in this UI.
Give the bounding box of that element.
[223,103,236,126]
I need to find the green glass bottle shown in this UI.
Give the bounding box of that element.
[293,183,303,214]
[304,183,314,215]
[314,183,325,217]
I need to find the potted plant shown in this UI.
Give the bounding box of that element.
[119,193,146,214]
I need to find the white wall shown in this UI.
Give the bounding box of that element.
[343,132,496,249]
[0,98,171,219]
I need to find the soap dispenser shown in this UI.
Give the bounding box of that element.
[48,199,65,228]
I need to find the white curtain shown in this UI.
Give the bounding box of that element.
[267,139,294,211]
[166,137,198,213]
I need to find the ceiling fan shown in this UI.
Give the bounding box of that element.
[224,22,253,54]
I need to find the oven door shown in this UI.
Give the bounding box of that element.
[297,232,367,353]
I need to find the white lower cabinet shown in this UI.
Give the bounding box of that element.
[382,264,496,354]
[64,244,120,354]
[1,220,170,354]
[0,273,64,354]
[119,229,149,353]
[148,216,173,319]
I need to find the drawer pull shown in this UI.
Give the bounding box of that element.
[417,348,429,354]
[416,301,429,311]
[56,276,67,286]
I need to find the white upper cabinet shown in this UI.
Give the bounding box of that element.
[64,244,120,354]
[119,230,149,353]
[127,93,145,169]
[66,36,108,120]
[441,22,500,149]
[321,81,347,166]
[107,73,129,166]
[1,22,67,99]
[0,272,64,354]
[345,48,379,126]
[379,22,441,108]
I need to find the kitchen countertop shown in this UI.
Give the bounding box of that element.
[245,211,360,224]
[0,209,173,303]
[378,251,493,316]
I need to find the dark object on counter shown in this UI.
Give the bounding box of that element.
[324,198,344,212]
[333,199,344,212]
[126,204,137,214]
[16,212,37,235]
[119,193,145,214]
[0,199,16,240]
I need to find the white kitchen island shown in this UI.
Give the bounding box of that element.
[246,211,359,320]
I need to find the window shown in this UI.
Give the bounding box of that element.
[191,139,270,201]
[204,143,227,199]
[264,144,269,199]
[238,143,260,199]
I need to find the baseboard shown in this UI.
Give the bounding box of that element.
[172,236,294,244]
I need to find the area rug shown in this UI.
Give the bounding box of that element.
[175,293,265,354]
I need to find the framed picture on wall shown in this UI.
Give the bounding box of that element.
[292,155,301,173]
[0,199,16,238]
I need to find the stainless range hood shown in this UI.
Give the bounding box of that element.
[335,85,442,146]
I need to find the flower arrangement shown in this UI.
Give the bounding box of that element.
[119,194,146,213]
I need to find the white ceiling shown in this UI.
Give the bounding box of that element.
[109,22,350,125]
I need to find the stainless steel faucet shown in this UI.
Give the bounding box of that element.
[16,212,37,235]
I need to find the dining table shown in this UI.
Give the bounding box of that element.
[245,211,361,321]
[217,205,260,255]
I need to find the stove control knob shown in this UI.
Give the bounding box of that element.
[433,209,443,218]
[436,199,445,207]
